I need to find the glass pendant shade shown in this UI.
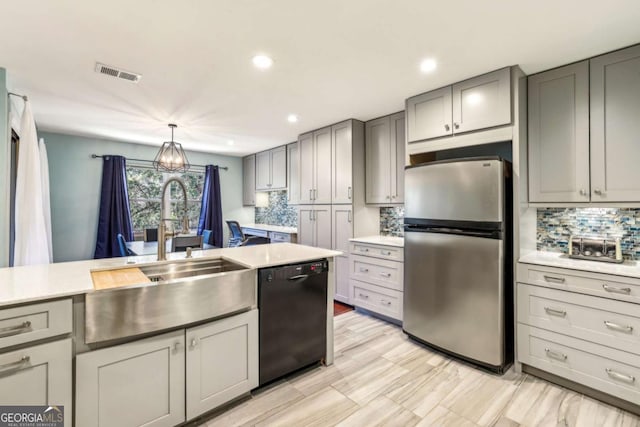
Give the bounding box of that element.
[153,124,191,172]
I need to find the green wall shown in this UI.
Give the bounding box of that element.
[0,69,9,268]
[43,132,252,262]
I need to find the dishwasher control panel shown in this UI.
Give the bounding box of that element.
[259,259,328,282]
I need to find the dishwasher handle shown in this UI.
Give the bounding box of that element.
[287,274,310,281]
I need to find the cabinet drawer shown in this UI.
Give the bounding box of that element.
[518,283,640,355]
[350,242,403,262]
[518,324,640,405]
[0,299,72,350]
[242,228,270,239]
[519,263,640,305]
[351,280,402,321]
[269,232,291,243]
[349,254,403,291]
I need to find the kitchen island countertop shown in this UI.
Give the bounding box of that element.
[0,243,340,307]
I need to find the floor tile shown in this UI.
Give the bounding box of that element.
[335,395,420,427]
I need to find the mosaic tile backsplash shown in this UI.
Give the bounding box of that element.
[380,207,404,237]
[254,190,297,227]
[537,208,640,260]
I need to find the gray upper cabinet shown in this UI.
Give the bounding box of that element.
[186,310,258,420]
[452,67,511,134]
[255,146,287,191]
[242,154,256,206]
[591,45,640,202]
[298,132,314,204]
[528,61,590,202]
[406,67,511,144]
[287,142,299,204]
[298,127,332,204]
[406,86,452,143]
[332,121,353,204]
[365,112,405,204]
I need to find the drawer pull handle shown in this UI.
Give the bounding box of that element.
[0,356,30,374]
[544,307,567,317]
[360,268,369,273]
[359,293,369,299]
[544,348,567,361]
[360,248,370,252]
[543,275,566,284]
[381,251,392,256]
[0,321,32,338]
[602,284,631,295]
[604,321,633,333]
[380,272,392,278]
[380,300,392,306]
[606,368,635,384]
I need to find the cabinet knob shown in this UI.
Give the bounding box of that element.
[594,189,603,195]
[444,124,450,131]
[454,122,460,129]
[579,189,587,196]
[190,338,198,349]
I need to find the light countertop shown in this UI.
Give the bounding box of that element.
[349,235,404,247]
[241,223,298,234]
[519,251,640,278]
[0,243,340,307]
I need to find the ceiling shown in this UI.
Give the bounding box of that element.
[2,0,640,156]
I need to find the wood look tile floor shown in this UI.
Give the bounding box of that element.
[199,311,640,427]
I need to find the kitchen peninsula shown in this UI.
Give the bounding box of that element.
[0,243,339,427]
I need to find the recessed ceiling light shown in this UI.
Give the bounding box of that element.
[252,55,273,69]
[420,58,437,73]
[227,140,234,146]
[287,114,298,123]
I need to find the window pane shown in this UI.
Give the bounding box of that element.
[170,201,202,230]
[127,167,163,200]
[130,200,161,231]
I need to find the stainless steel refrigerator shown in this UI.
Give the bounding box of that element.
[403,157,513,373]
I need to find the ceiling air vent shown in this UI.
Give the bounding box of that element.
[95,62,142,83]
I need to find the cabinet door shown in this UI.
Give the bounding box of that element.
[255,150,272,190]
[332,121,353,204]
[271,146,287,189]
[406,86,452,143]
[313,205,332,250]
[297,206,315,246]
[331,205,353,253]
[76,330,185,427]
[334,256,350,304]
[242,155,256,206]
[591,45,640,202]
[390,112,406,204]
[287,142,299,204]
[452,67,511,133]
[0,339,72,427]
[365,116,392,204]
[298,132,314,204]
[528,61,590,202]
[313,127,333,204]
[186,310,258,420]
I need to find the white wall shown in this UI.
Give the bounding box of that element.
[43,131,253,262]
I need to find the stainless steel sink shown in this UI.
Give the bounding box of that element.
[85,258,256,344]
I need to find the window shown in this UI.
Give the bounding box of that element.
[126,165,205,235]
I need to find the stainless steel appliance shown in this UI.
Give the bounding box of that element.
[403,157,513,373]
[258,260,328,385]
[569,236,623,263]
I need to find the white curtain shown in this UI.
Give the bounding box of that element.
[13,102,50,266]
[39,138,53,262]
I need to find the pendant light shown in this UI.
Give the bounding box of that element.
[153,123,190,172]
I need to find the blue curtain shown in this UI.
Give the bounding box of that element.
[198,165,223,247]
[94,156,134,258]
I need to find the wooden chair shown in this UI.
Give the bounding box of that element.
[171,235,203,252]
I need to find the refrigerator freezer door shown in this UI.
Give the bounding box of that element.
[405,159,504,223]
[403,230,504,366]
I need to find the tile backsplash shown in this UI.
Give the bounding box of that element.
[380,207,404,237]
[537,208,640,260]
[254,191,297,227]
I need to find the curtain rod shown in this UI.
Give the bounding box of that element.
[90,154,229,171]
[8,92,28,101]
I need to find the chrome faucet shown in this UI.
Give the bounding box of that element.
[157,177,190,261]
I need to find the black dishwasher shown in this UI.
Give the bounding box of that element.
[258,259,328,386]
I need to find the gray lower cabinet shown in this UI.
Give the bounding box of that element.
[332,205,353,304]
[528,61,590,202]
[0,338,72,427]
[186,310,258,420]
[76,330,186,427]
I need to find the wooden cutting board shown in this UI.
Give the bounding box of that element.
[91,267,151,290]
